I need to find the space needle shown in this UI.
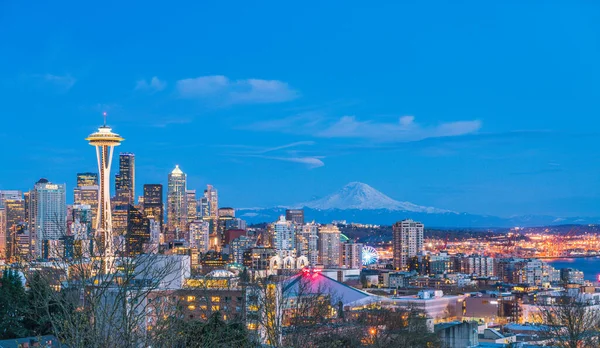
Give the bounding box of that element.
[86,113,124,258]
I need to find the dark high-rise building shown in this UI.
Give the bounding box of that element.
[115,153,135,204]
[112,204,129,238]
[285,209,304,225]
[77,173,98,187]
[143,184,164,232]
[5,198,26,261]
[126,204,150,256]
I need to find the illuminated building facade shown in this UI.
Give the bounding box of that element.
[393,219,424,270]
[115,153,135,204]
[71,204,93,257]
[30,180,67,258]
[0,191,23,258]
[167,165,187,239]
[143,184,163,232]
[230,235,256,264]
[74,185,99,231]
[273,216,296,259]
[189,220,210,253]
[298,222,319,265]
[0,208,5,259]
[243,247,277,270]
[112,203,129,239]
[318,224,341,267]
[458,254,495,277]
[0,190,22,208]
[76,172,98,187]
[86,120,124,256]
[125,204,150,256]
[186,190,197,226]
[204,185,219,220]
[203,185,219,238]
[5,198,26,260]
[199,197,209,218]
[341,241,363,269]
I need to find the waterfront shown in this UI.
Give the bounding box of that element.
[546,257,600,282]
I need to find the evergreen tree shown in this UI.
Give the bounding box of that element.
[0,269,30,339]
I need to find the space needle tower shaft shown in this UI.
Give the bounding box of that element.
[85,113,124,257]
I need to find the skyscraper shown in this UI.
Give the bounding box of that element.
[76,173,98,187]
[318,224,341,267]
[392,219,424,270]
[74,184,99,231]
[203,184,218,219]
[86,119,124,256]
[231,235,256,264]
[189,220,210,253]
[198,196,209,218]
[5,198,26,260]
[341,241,363,269]
[115,153,135,204]
[186,190,197,224]
[0,190,23,208]
[167,165,187,239]
[285,209,305,225]
[203,185,219,245]
[272,216,296,258]
[143,184,163,232]
[30,180,67,258]
[297,222,319,265]
[0,208,5,259]
[112,203,129,238]
[71,204,93,258]
[125,204,150,256]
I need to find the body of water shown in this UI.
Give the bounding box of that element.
[546,257,600,282]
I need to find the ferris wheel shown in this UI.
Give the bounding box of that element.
[362,246,380,266]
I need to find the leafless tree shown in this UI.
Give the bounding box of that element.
[244,272,343,347]
[22,221,185,348]
[536,295,600,348]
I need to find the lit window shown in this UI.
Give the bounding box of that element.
[188,305,196,310]
[212,305,220,311]
[211,296,221,303]
[187,296,196,302]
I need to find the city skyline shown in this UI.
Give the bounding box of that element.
[2,2,600,217]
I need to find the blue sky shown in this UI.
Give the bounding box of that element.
[1,1,599,217]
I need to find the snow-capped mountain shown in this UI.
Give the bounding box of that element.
[298,182,453,213]
[236,182,600,227]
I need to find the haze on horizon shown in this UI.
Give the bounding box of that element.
[1,1,599,218]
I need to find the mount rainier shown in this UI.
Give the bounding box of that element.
[236,182,600,227]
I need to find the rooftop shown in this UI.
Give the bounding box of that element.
[171,165,184,175]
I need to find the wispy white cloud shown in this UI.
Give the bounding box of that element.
[257,141,316,154]
[176,75,299,105]
[248,114,481,142]
[135,76,166,92]
[250,155,325,168]
[317,115,481,141]
[224,141,323,168]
